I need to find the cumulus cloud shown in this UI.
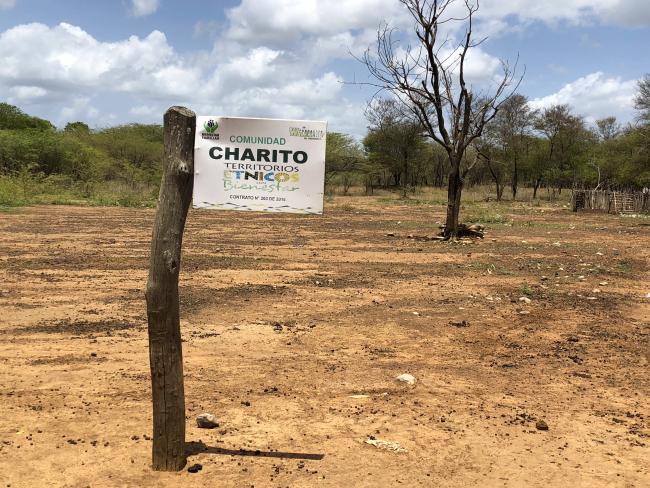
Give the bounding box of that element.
[0,21,354,130]
[0,23,199,98]
[1,1,646,131]
[8,85,47,101]
[223,0,650,43]
[225,0,408,43]
[221,0,650,49]
[60,97,99,123]
[223,47,282,81]
[216,0,413,79]
[529,72,638,123]
[599,0,650,27]
[129,104,160,118]
[449,47,504,85]
[479,0,650,29]
[202,72,345,122]
[130,0,159,17]
[224,0,650,48]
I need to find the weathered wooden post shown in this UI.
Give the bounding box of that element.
[145,106,195,471]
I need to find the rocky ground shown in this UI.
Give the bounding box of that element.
[0,198,648,487]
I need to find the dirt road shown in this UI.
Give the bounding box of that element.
[0,200,648,487]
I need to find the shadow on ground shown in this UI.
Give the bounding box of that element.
[186,441,325,461]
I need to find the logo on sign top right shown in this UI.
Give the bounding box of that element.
[289,126,325,140]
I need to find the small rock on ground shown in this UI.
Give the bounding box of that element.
[196,413,218,429]
[396,373,416,385]
[365,436,407,453]
[449,320,469,327]
[536,420,549,431]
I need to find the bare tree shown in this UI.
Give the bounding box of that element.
[359,0,520,238]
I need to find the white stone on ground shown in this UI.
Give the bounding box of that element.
[396,373,416,385]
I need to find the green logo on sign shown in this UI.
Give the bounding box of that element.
[204,120,218,134]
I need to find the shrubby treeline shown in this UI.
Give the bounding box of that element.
[0,103,162,206]
[327,79,650,200]
[2,76,649,207]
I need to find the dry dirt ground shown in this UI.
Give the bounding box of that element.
[0,199,648,488]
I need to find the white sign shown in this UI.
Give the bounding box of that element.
[193,116,327,214]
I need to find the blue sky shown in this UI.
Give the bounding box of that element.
[0,0,648,135]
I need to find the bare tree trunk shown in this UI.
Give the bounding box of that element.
[434,154,445,187]
[145,106,196,471]
[401,149,409,198]
[533,178,542,199]
[444,159,462,238]
[485,156,502,202]
[511,157,518,200]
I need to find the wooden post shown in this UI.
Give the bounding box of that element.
[145,106,196,471]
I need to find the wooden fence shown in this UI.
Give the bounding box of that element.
[572,190,650,214]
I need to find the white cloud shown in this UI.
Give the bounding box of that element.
[600,0,650,27]
[311,30,376,62]
[60,97,99,123]
[224,0,650,50]
[454,47,504,85]
[223,47,282,81]
[129,104,161,121]
[480,0,611,25]
[276,72,343,105]
[0,21,356,131]
[130,0,159,17]
[0,0,16,9]
[0,23,198,98]
[206,72,344,121]
[225,0,408,43]
[8,85,47,101]
[529,72,638,123]
[1,1,645,133]
[479,0,650,28]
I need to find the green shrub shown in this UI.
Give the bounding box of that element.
[0,175,27,206]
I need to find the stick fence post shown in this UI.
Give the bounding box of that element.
[145,106,196,471]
